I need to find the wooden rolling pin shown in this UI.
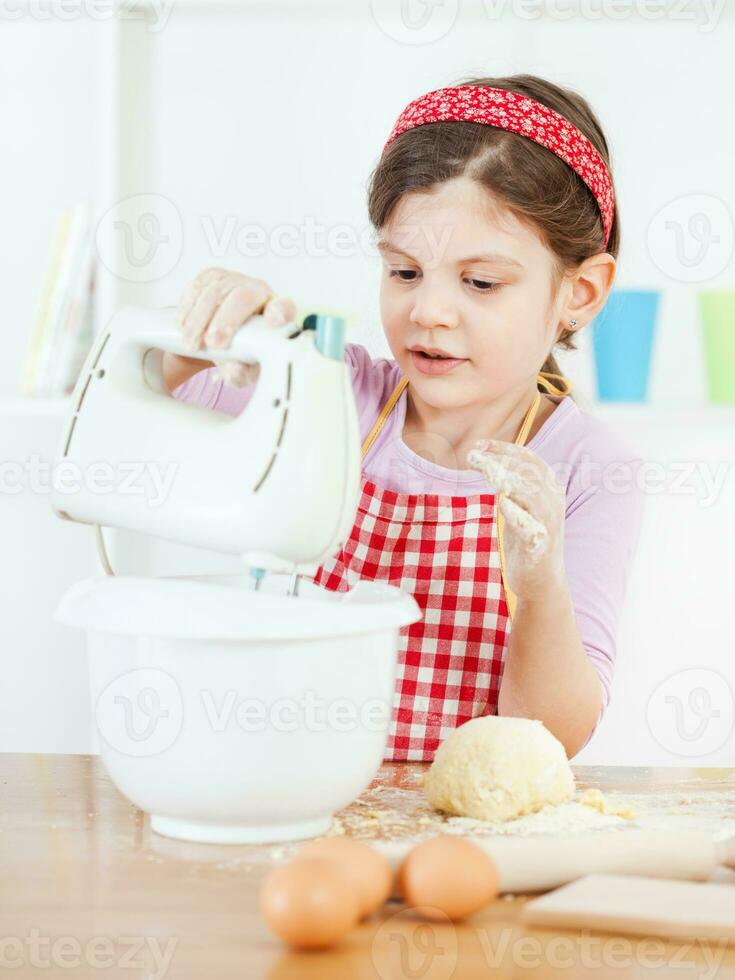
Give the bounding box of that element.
[372,831,735,894]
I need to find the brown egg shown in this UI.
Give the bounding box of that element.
[398,836,500,921]
[260,858,360,949]
[293,837,394,917]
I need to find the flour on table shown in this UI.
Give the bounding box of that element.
[336,781,735,844]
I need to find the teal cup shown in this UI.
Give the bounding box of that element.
[592,290,660,402]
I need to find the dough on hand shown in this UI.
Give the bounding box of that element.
[423,716,575,822]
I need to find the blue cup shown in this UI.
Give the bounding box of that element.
[592,290,660,402]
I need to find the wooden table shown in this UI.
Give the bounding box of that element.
[1,754,734,978]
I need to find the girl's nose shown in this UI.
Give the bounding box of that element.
[408,287,459,331]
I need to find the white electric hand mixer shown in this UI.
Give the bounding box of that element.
[51,306,361,591]
[49,305,421,845]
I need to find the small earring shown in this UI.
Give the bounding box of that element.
[568,319,578,329]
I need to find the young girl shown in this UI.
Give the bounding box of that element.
[166,74,645,763]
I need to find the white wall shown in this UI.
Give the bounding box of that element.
[5,4,735,391]
[573,407,735,766]
[2,2,734,763]
[0,398,94,753]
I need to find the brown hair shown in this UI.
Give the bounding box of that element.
[367,74,620,399]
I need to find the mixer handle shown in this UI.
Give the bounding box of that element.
[128,310,302,366]
[118,309,347,365]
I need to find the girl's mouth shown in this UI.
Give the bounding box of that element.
[410,349,468,376]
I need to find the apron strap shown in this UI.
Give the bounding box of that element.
[538,370,574,396]
[497,387,541,622]
[361,375,409,459]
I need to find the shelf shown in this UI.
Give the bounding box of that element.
[590,403,735,425]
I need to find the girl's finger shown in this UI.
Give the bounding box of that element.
[469,453,558,531]
[205,278,273,347]
[177,267,229,328]
[181,278,235,349]
[499,494,549,557]
[263,295,298,327]
[467,447,544,502]
[467,448,520,490]
[472,438,542,467]
[469,438,547,485]
[467,446,562,520]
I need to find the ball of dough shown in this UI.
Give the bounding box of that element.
[423,716,575,822]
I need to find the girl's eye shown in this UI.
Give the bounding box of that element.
[388,270,501,293]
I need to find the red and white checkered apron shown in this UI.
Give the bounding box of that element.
[313,370,572,761]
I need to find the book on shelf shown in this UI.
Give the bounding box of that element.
[19,202,96,399]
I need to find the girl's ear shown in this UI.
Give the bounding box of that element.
[563,252,617,331]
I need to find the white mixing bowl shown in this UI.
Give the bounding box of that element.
[54,571,421,844]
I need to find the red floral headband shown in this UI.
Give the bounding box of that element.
[383,86,614,250]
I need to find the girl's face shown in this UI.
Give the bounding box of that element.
[378,177,568,410]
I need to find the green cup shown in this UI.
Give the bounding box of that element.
[699,290,735,403]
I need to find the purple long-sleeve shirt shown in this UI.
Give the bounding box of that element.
[172,343,646,742]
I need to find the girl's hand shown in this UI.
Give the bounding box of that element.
[467,439,567,602]
[176,267,298,387]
